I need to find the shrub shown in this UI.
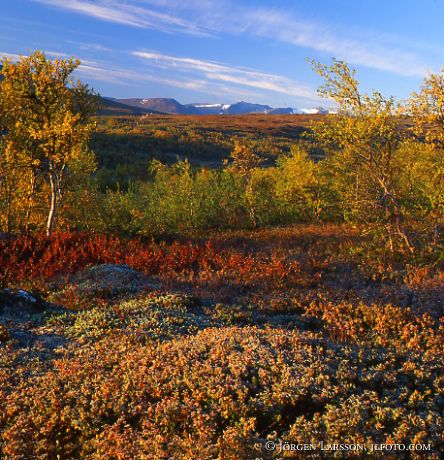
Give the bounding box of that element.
[1,327,442,458]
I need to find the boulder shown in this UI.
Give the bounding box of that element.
[0,289,48,322]
[59,264,159,300]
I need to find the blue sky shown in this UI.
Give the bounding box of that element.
[1,0,443,107]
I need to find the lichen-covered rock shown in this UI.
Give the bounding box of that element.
[57,264,159,301]
[0,289,48,322]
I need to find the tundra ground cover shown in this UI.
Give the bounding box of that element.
[0,226,442,458]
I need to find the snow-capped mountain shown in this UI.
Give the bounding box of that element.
[184,103,230,115]
[191,103,231,110]
[188,102,335,115]
[107,97,334,116]
[116,98,201,115]
[300,106,329,115]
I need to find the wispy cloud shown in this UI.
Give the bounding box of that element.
[76,61,261,100]
[29,0,437,78]
[44,50,71,58]
[0,47,258,100]
[1,50,99,68]
[0,51,22,61]
[76,63,142,85]
[239,8,429,77]
[132,51,318,100]
[164,1,430,77]
[33,0,210,36]
[77,43,113,53]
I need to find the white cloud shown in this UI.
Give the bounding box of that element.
[245,10,429,77]
[0,51,23,61]
[122,1,432,77]
[35,0,146,27]
[33,0,210,36]
[132,51,318,100]
[77,63,143,85]
[31,0,435,78]
[0,50,98,68]
[0,48,257,100]
[44,50,70,58]
[76,61,261,100]
[174,2,430,77]
[78,43,113,52]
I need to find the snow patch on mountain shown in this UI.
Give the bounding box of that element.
[193,103,227,108]
[111,97,336,115]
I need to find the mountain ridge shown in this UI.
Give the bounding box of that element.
[99,96,333,116]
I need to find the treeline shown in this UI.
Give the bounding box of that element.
[0,53,443,258]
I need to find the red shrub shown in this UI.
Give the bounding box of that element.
[0,232,300,291]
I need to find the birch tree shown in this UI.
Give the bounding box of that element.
[309,58,415,253]
[0,51,99,235]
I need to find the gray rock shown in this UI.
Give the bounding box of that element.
[57,264,159,300]
[0,289,48,321]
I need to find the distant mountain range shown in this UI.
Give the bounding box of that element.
[0,66,332,116]
[118,98,201,115]
[100,97,334,116]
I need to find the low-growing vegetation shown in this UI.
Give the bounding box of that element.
[1,227,442,458]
